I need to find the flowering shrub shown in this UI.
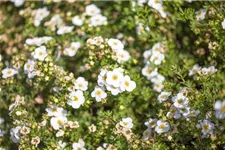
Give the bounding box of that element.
[1,0,225,149]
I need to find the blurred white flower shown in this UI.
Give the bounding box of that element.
[85,4,101,16]
[2,68,18,79]
[67,90,85,109]
[33,46,47,61]
[155,120,170,133]
[119,117,133,129]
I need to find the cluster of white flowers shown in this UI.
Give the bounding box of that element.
[64,42,81,57]
[166,88,200,120]
[107,38,131,64]
[214,99,225,119]
[143,118,170,140]
[87,37,131,64]
[47,106,68,130]
[91,68,136,102]
[195,9,207,21]
[189,64,217,76]
[148,0,167,18]
[32,7,50,27]
[85,4,107,27]
[67,77,88,109]
[142,42,166,92]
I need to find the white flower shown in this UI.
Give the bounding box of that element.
[150,51,165,65]
[144,118,157,128]
[186,0,192,2]
[45,14,64,30]
[57,26,74,35]
[155,120,170,133]
[24,59,36,78]
[153,83,164,92]
[0,118,4,125]
[106,69,123,88]
[158,7,167,18]
[148,0,163,10]
[152,42,164,53]
[172,93,189,108]
[141,65,158,79]
[34,7,50,27]
[106,84,122,96]
[2,68,18,79]
[91,86,107,102]
[222,19,225,29]
[189,64,201,76]
[10,126,21,143]
[74,77,88,91]
[90,14,107,27]
[166,105,181,119]
[199,120,214,136]
[107,38,124,51]
[24,59,35,73]
[119,117,133,129]
[120,75,136,92]
[116,50,130,63]
[50,116,67,130]
[11,0,25,7]
[58,140,67,149]
[97,69,108,87]
[136,23,150,35]
[0,129,5,137]
[142,128,152,140]
[64,42,81,57]
[31,136,40,147]
[72,15,84,26]
[195,9,207,21]
[56,130,64,137]
[45,106,67,117]
[25,36,52,46]
[214,100,225,119]
[67,90,85,109]
[33,46,47,61]
[143,49,152,63]
[157,92,171,103]
[199,66,217,75]
[85,4,101,16]
[72,139,86,150]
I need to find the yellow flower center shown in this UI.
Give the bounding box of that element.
[73,96,79,101]
[125,81,129,87]
[57,120,63,125]
[203,124,209,130]
[220,106,225,112]
[112,75,118,80]
[96,90,102,96]
[144,131,149,136]
[52,108,57,112]
[159,124,165,129]
[7,70,12,75]
[177,99,183,104]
